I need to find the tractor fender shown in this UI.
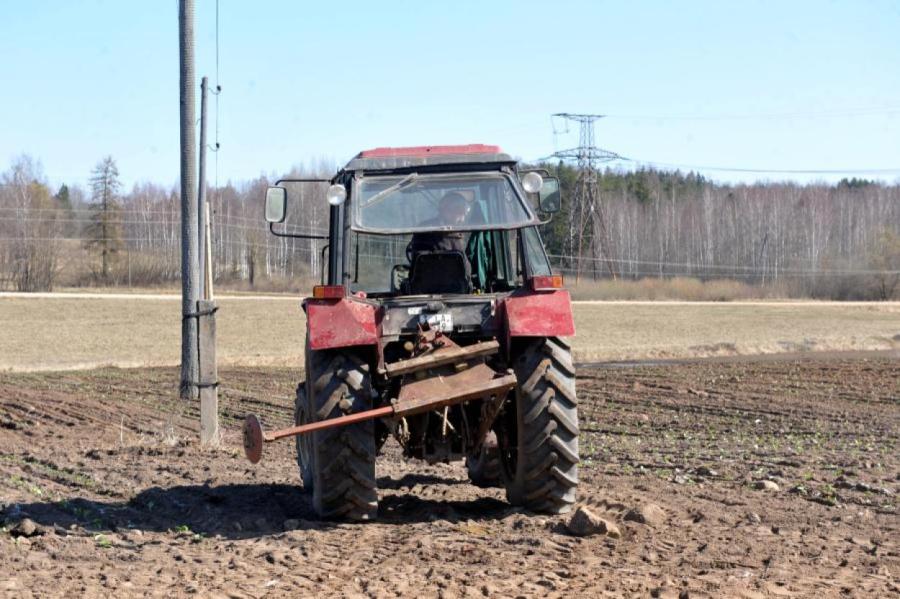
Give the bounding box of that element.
[502,289,576,339]
[304,298,378,351]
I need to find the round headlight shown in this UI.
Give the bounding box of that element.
[326,184,347,206]
[522,172,543,194]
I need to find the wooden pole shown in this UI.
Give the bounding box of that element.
[198,299,219,446]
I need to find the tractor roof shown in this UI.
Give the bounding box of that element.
[344,144,515,172]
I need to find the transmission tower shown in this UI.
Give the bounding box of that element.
[551,113,621,281]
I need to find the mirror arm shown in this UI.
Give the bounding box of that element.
[320,244,329,285]
[268,222,328,240]
[274,178,332,185]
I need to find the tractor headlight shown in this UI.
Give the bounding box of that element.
[522,172,543,194]
[326,184,347,206]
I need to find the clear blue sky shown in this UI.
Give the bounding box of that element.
[3,0,900,189]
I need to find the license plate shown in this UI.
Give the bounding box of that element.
[420,313,453,332]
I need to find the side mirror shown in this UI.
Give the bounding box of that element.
[264,186,286,223]
[539,177,561,213]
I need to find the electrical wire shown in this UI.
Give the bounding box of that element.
[545,253,897,274]
[604,104,900,121]
[622,158,900,176]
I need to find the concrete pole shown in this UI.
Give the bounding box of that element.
[198,76,209,300]
[179,0,200,399]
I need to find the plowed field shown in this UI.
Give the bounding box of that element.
[1,354,898,597]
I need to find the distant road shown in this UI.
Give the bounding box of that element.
[0,291,297,301]
[2,291,898,307]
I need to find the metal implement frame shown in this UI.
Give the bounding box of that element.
[242,370,515,464]
[242,332,516,464]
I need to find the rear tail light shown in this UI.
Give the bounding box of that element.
[530,275,564,291]
[312,285,345,299]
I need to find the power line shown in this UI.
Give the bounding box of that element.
[546,253,899,275]
[2,236,895,277]
[548,265,900,279]
[604,104,900,121]
[534,155,900,176]
[623,158,900,176]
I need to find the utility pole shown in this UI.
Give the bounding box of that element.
[198,76,209,299]
[551,113,621,281]
[197,74,219,446]
[179,0,200,400]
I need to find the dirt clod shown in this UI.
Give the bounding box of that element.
[624,503,666,526]
[694,466,717,477]
[754,480,781,492]
[10,518,41,538]
[566,506,620,538]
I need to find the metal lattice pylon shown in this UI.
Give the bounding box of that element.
[551,113,620,281]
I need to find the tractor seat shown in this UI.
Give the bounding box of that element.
[407,251,472,295]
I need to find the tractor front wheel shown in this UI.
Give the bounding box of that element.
[500,337,578,514]
[301,348,378,520]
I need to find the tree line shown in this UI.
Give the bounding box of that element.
[0,155,897,299]
[540,164,900,299]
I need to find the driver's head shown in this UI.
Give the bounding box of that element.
[438,192,468,225]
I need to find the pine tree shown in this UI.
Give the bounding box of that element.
[54,184,71,210]
[84,156,122,282]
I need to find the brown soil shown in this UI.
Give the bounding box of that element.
[0,356,897,598]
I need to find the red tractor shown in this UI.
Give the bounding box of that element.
[244,144,577,520]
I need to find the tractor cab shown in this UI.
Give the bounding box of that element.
[254,145,578,521]
[266,144,562,299]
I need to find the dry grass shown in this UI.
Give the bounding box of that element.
[567,276,776,301]
[1,295,898,372]
[569,301,900,362]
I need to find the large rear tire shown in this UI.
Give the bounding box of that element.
[501,337,578,514]
[300,348,378,520]
[294,382,314,490]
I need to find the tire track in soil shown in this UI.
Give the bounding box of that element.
[0,358,898,597]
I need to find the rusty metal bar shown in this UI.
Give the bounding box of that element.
[393,370,517,416]
[243,406,395,464]
[381,340,500,377]
[266,406,394,441]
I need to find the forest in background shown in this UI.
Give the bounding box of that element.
[1,154,898,299]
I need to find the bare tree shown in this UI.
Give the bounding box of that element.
[0,156,62,291]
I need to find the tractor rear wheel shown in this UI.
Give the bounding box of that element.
[293,382,314,489]
[301,348,378,520]
[501,337,578,514]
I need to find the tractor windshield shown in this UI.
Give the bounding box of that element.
[352,172,538,233]
[349,227,552,296]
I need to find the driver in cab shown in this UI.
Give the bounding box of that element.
[407,192,470,256]
[406,192,473,291]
